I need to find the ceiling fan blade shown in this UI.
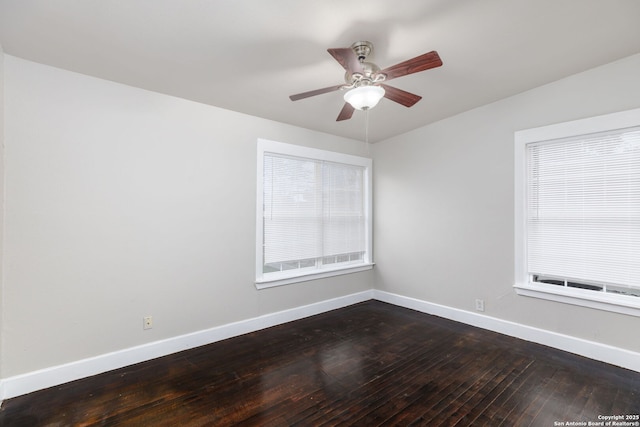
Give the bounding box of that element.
[336,103,355,121]
[327,48,363,73]
[380,51,442,81]
[289,84,344,101]
[380,84,422,107]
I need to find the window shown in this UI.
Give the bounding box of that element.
[515,108,640,316]
[256,139,373,288]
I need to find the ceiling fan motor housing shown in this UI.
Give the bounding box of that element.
[345,40,383,86]
[345,62,382,86]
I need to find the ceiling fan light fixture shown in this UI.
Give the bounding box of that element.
[344,85,385,110]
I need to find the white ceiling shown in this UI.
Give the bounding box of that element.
[1,0,640,142]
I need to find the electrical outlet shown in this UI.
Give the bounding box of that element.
[143,316,153,330]
[475,299,485,312]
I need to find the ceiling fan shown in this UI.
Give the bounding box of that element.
[289,41,442,121]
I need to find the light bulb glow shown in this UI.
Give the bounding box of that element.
[344,85,385,110]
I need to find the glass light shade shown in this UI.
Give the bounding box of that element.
[343,85,385,110]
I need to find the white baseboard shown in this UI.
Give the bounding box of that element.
[0,290,374,401]
[3,288,638,402]
[373,290,640,373]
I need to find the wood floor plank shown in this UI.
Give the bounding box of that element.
[1,300,639,426]
[303,336,462,425]
[379,348,516,425]
[450,358,535,426]
[416,352,534,426]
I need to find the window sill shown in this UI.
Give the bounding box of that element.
[256,263,374,290]
[514,282,640,317]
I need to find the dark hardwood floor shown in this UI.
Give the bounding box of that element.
[1,300,639,426]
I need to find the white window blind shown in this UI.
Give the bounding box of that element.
[256,139,372,287]
[263,153,365,267]
[526,126,640,294]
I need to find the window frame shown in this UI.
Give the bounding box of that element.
[514,108,640,317]
[255,139,373,289]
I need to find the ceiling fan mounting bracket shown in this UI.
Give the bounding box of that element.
[351,41,373,62]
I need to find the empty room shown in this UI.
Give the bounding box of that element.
[0,0,639,425]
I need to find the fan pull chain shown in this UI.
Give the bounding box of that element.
[364,109,372,154]
[365,109,369,144]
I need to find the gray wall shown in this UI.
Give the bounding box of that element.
[0,43,4,382]
[1,55,372,377]
[372,53,640,352]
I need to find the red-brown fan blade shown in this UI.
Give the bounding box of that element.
[380,51,442,81]
[336,103,355,121]
[289,84,344,101]
[380,84,422,107]
[327,48,363,73]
